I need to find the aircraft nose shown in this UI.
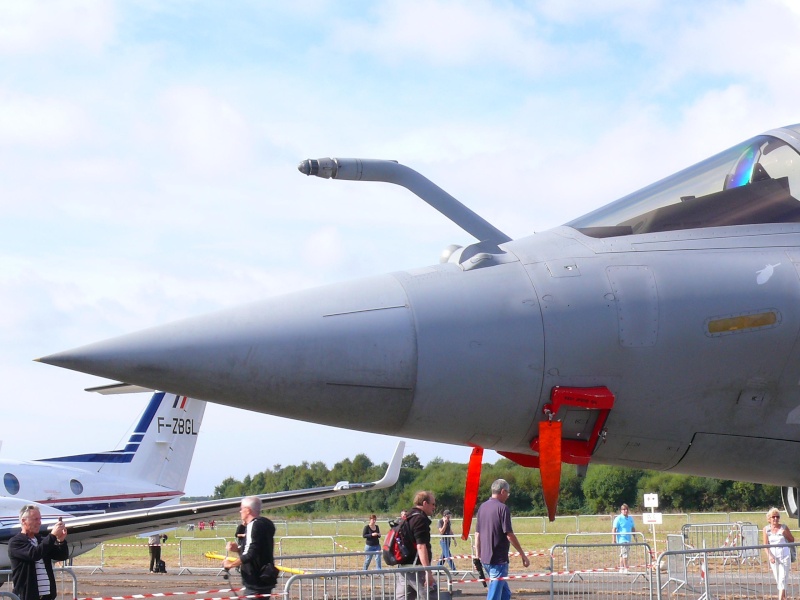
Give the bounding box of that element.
[38,273,418,434]
[40,260,545,449]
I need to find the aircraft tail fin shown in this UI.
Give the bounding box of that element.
[38,392,206,492]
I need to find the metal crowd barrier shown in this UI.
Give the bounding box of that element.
[549,542,654,600]
[170,512,766,540]
[274,542,467,577]
[282,565,453,600]
[430,534,474,574]
[682,521,751,551]
[681,521,760,565]
[0,567,77,600]
[663,534,690,593]
[564,531,647,550]
[67,546,104,574]
[657,541,800,600]
[277,550,366,574]
[177,536,228,574]
[13,537,800,600]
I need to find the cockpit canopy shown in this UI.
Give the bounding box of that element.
[567,125,800,238]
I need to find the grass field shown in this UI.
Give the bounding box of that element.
[69,511,769,571]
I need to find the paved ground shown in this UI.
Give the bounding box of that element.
[3,569,231,600]
[1,568,550,600]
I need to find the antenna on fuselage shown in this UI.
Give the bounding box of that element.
[298,158,512,248]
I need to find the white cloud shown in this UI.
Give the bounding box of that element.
[328,0,555,72]
[303,226,346,269]
[0,90,89,148]
[157,86,254,176]
[537,0,660,24]
[0,0,115,55]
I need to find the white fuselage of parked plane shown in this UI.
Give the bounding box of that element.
[0,459,182,517]
[0,392,206,566]
[0,441,405,570]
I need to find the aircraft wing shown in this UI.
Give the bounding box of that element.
[4,441,403,552]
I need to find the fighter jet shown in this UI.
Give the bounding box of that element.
[39,124,800,526]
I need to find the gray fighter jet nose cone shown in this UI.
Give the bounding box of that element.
[38,274,421,435]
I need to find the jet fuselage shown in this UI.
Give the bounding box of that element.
[39,124,800,496]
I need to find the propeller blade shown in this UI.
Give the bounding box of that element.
[462,446,484,539]
[539,419,562,522]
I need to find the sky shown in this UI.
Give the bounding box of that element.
[2,0,800,497]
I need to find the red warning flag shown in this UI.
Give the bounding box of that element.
[461,446,484,539]
[539,420,562,522]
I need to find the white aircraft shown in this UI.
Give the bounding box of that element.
[0,441,404,566]
[0,390,206,566]
[0,391,205,520]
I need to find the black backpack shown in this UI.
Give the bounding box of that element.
[382,515,416,565]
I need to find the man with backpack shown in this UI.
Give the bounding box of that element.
[395,490,437,600]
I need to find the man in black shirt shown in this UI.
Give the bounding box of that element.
[396,490,437,600]
[224,497,277,596]
[8,505,69,600]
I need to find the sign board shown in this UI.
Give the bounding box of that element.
[643,493,659,508]
[642,512,663,525]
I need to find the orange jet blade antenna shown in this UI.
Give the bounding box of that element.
[539,407,562,522]
[462,446,484,539]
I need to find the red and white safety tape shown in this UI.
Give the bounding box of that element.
[454,564,640,585]
[103,544,179,547]
[78,563,650,600]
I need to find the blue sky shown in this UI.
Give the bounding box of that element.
[1,0,799,496]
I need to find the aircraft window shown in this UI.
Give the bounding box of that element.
[567,133,800,237]
[70,478,84,495]
[3,472,20,495]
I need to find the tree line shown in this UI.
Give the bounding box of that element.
[212,453,782,517]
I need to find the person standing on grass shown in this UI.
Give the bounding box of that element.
[362,514,382,570]
[438,510,456,570]
[612,503,635,573]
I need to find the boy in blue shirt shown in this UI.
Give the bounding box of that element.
[612,504,635,572]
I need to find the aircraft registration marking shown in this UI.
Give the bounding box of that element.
[157,417,198,435]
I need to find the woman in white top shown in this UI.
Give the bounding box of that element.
[763,507,795,600]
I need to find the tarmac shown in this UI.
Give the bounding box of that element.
[4,569,232,600]
[1,568,546,600]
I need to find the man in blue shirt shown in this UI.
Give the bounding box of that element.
[612,503,636,572]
